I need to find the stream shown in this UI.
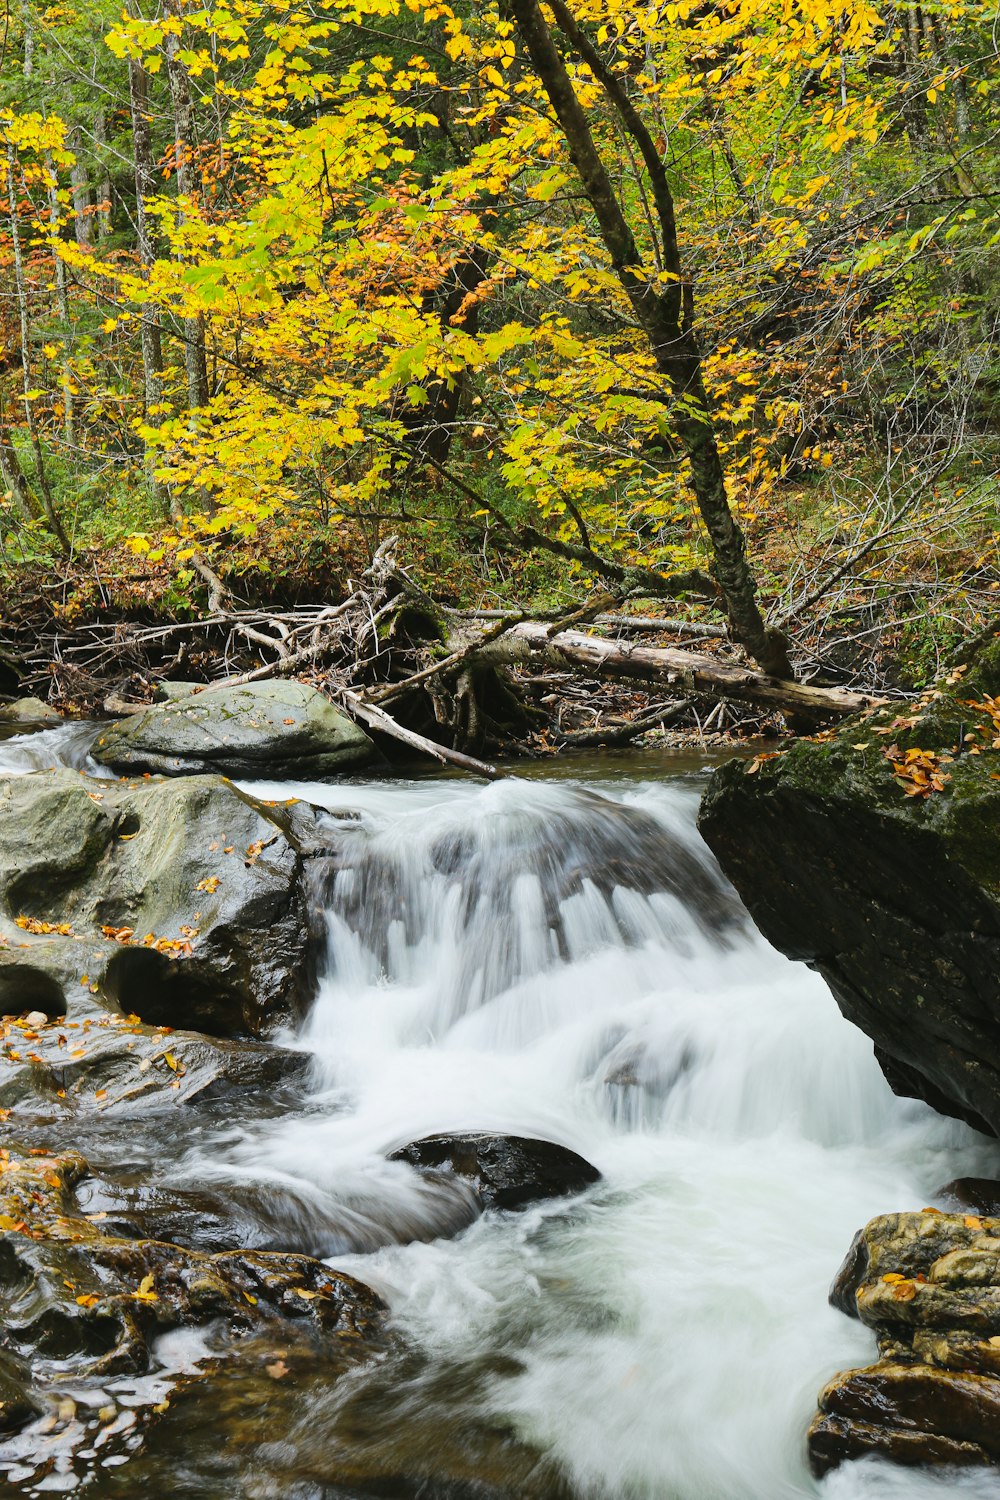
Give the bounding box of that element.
[1,728,1000,1498]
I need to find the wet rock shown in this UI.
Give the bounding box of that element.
[73,1161,484,1260]
[699,629,1000,1136]
[389,1132,600,1211]
[810,1365,999,1474]
[427,787,739,920]
[91,680,375,779]
[0,1142,386,1434]
[810,1208,1000,1475]
[0,699,59,727]
[0,769,320,1036]
[0,1011,308,1116]
[0,1351,40,1435]
[938,1178,1000,1216]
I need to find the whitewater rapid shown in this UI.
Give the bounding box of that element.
[223,766,1000,1500]
[3,725,1000,1496]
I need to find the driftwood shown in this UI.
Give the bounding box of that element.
[550,698,693,747]
[476,623,887,721]
[341,691,504,780]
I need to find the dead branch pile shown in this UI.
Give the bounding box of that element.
[0,539,893,770]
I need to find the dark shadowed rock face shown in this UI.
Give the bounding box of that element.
[389,1132,600,1211]
[698,631,1000,1137]
[0,769,320,1037]
[810,1209,1000,1475]
[91,680,374,779]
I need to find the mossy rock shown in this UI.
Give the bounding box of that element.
[91,680,375,779]
[699,628,1000,1135]
[0,699,59,728]
[0,769,323,1038]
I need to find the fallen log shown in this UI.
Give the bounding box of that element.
[455,609,726,639]
[481,623,888,722]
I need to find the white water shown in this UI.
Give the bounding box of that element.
[4,727,1000,1497]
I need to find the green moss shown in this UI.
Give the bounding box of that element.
[744,628,1000,893]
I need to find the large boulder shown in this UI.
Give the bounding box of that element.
[698,630,1000,1135]
[810,1208,1000,1475]
[0,769,320,1037]
[91,680,375,778]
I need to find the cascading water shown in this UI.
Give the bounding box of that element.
[2,726,1000,1497]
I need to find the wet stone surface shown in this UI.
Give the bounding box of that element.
[812,1208,1000,1475]
[390,1132,601,1213]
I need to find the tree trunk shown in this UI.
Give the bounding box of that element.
[5,145,69,552]
[507,0,792,678]
[165,8,210,411]
[401,245,491,465]
[68,129,93,247]
[44,154,75,449]
[93,111,113,240]
[0,398,41,525]
[481,622,883,721]
[127,49,170,511]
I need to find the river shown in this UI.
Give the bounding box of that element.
[1,727,999,1498]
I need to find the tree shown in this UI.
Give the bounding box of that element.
[0,0,996,707]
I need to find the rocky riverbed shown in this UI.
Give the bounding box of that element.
[5,676,1000,1496]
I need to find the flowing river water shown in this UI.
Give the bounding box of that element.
[2,727,1000,1498]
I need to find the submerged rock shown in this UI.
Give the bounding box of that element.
[0,1143,385,1436]
[0,769,319,1036]
[810,1209,1000,1475]
[389,1132,600,1211]
[91,680,375,779]
[699,629,1000,1136]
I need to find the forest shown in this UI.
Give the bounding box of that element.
[0,0,996,755]
[4,1,1000,1493]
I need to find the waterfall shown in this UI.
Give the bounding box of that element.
[3,729,1000,1497]
[215,767,1000,1499]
